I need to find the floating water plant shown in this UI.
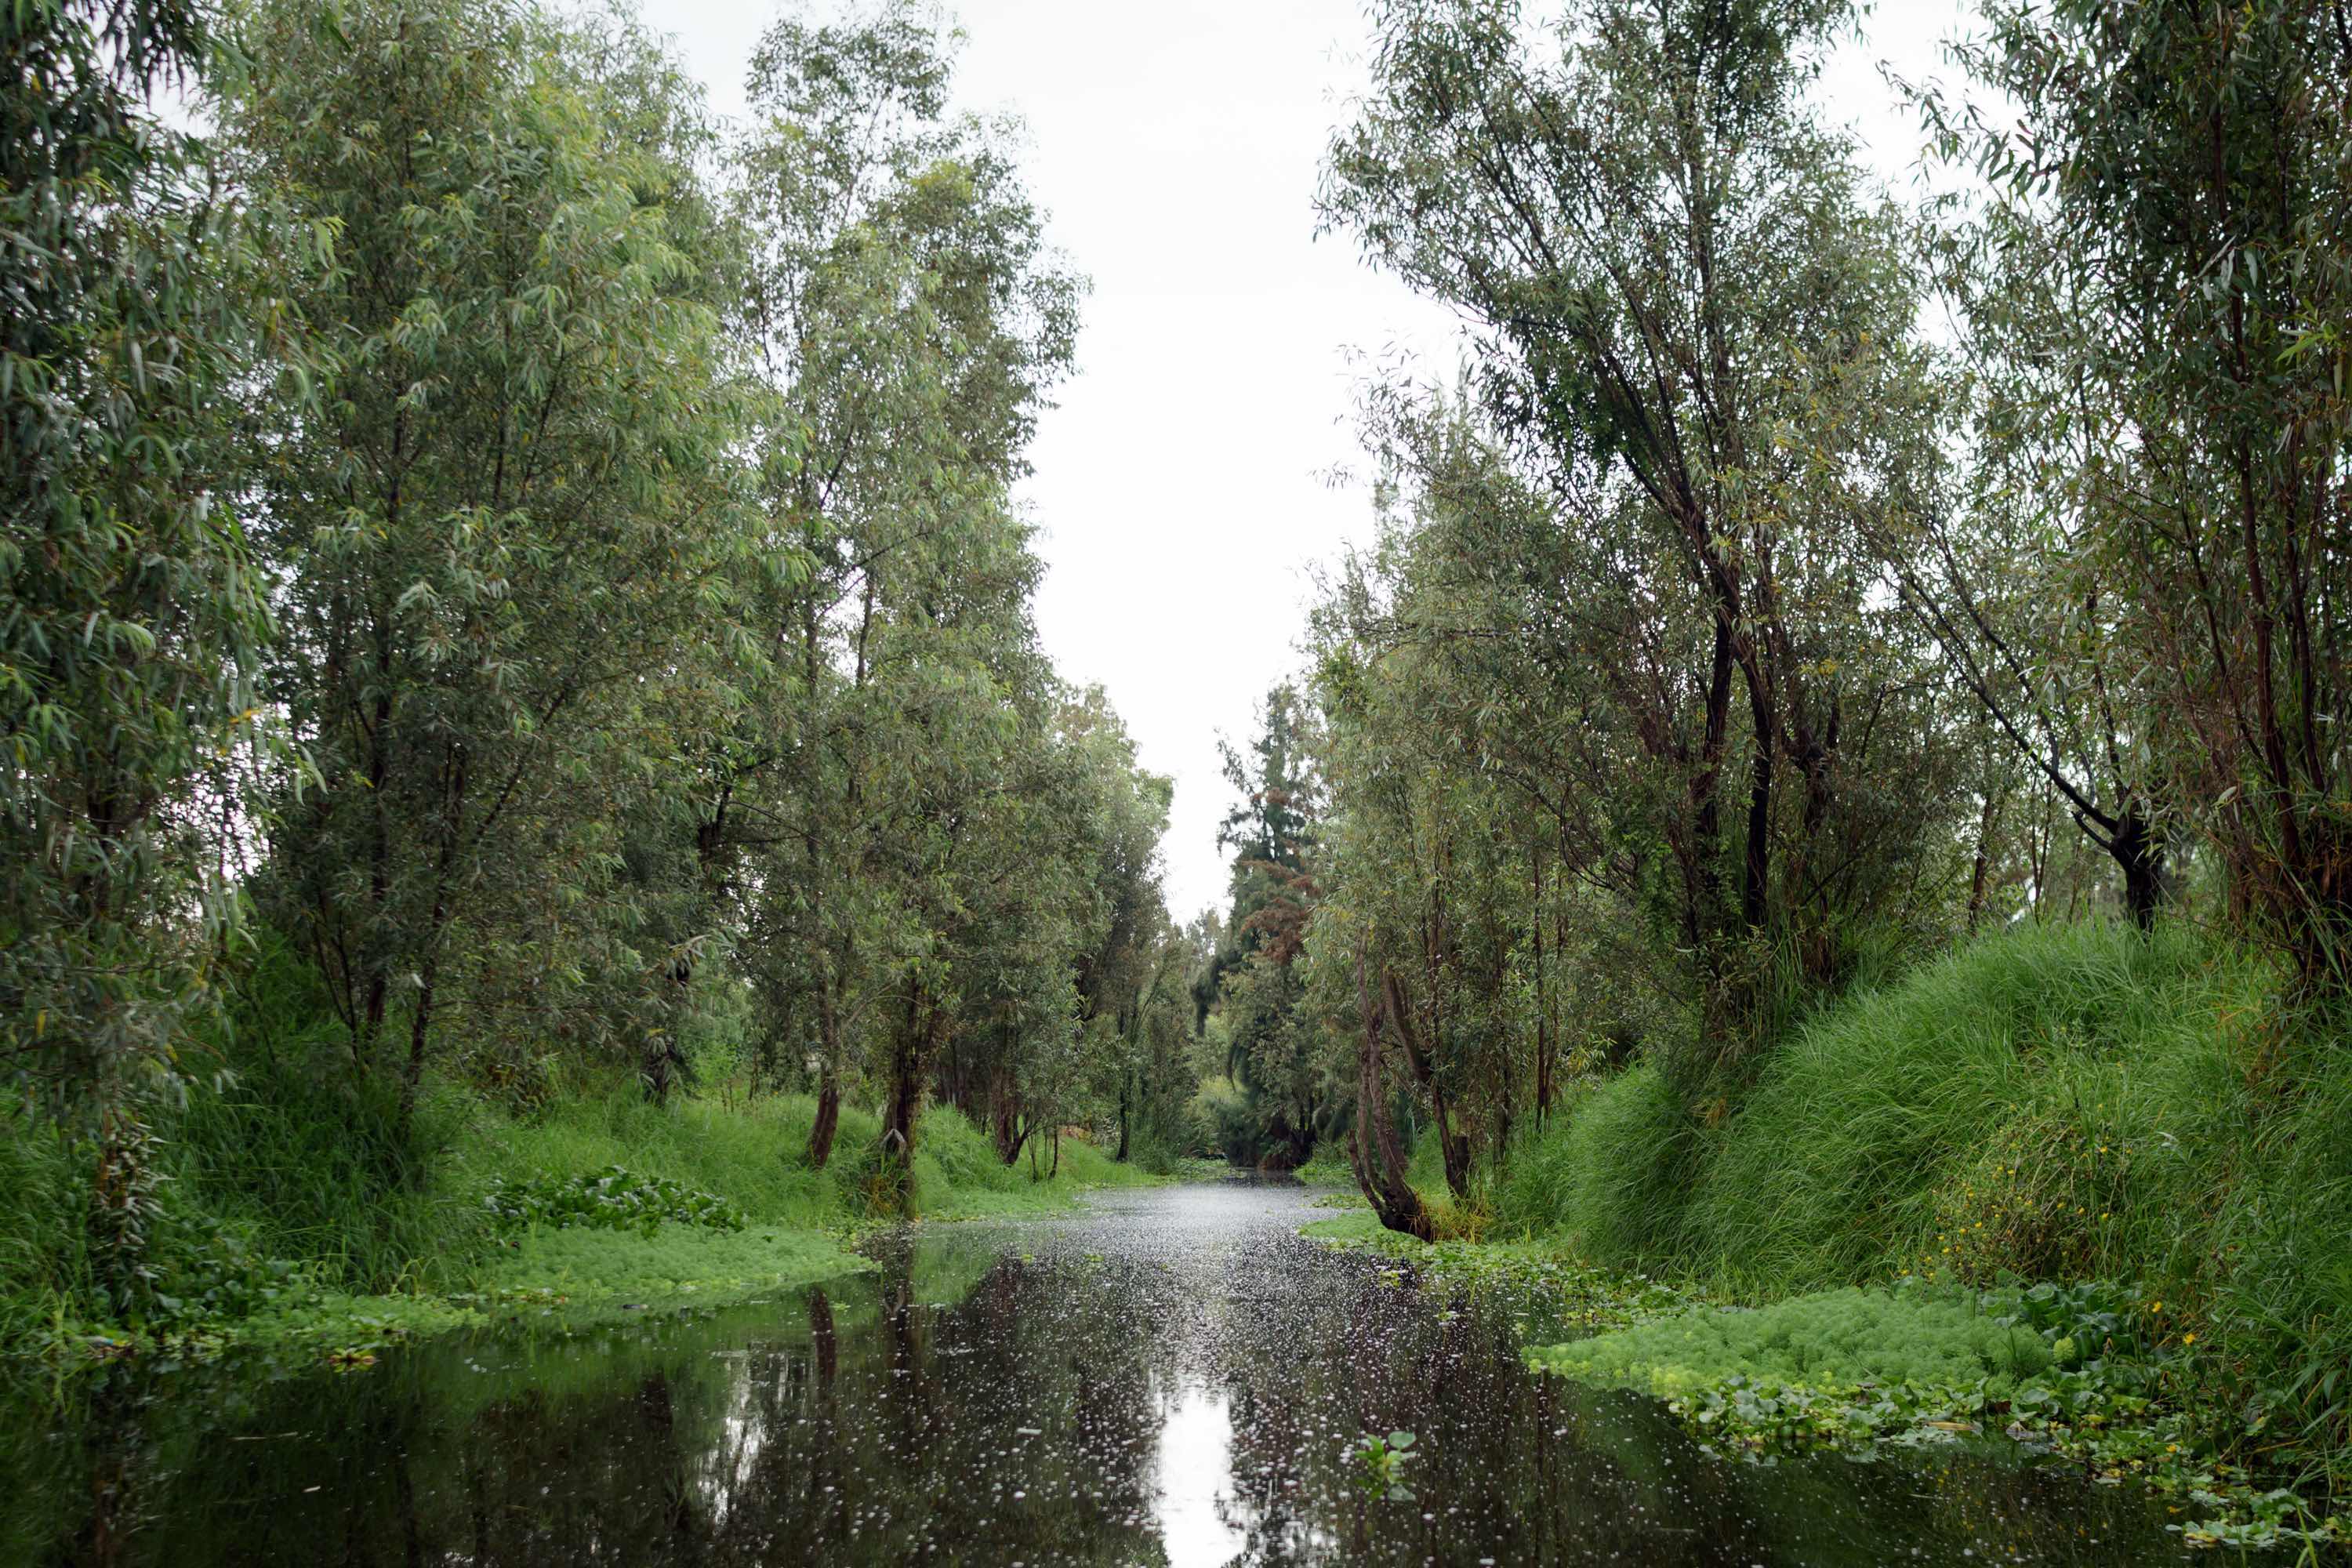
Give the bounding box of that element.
[1350,1430,1417,1501]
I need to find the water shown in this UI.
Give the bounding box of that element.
[0,1179,2242,1566]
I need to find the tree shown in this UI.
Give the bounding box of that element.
[720,2,1081,1178]
[1933,0,2352,978]
[2,0,290,1285]
[1323,0,1967,1066]
[229,0,764,1131]
[1200,686,1330,1169]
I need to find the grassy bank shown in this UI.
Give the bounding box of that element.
[1306,920,2352,1546]
[0,1082,1155,1361]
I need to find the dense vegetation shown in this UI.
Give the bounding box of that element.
[1,0,1204,1345]
[9,0,2352,1535]
[1168,0,2352,1523]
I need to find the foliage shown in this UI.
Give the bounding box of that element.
[2,0,1192,1360]
[1533,1284,2061,1396]
[1193,687,1333,1170]
[1923,0,2352,982]
[1,0,303,1309]
[1319,0,1969,1088]
[1303,1210,1697,1339]
[225,0,774,1123]
[1485,920,2352,1508]
[1348,1430,1417,1501]
[1530,1276,2347,1550]
[481,1168,747,1238]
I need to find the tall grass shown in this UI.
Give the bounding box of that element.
[1494,919,2352,1484]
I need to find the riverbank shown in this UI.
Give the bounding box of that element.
[2,1087,1160,1365]
[1302,920,2352,1552]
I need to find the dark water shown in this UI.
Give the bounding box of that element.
[0,1180,2243,1566]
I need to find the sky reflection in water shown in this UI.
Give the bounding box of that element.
[0,1178,2266,1566]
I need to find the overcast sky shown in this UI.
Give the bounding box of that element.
[657,0,1980,922]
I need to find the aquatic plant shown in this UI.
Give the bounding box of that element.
[1532,1285,2056,1396]
[1530,1277,2349,1552]
[482,1167,747,1237]
[1349,1430,1417,1501]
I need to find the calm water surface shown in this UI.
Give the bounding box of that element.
[0,1179,2248,1566]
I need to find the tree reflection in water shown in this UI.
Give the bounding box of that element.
[0,1180,2249,1566]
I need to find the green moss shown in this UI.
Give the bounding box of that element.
[481,1224,867,1306]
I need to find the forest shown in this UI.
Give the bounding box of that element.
[4,0,1208,1332]
[6,0,2352,1548]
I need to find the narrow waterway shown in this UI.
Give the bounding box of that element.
[1,1179,2244,1565]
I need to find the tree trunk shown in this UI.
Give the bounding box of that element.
[1533,854,1552,1123]
[1352,953,1433,1241]
[991,1065,1030,1166]
[1741,682,1773,934]
[2111,804,2166,931]
[397,945,439,1148]
[878,985,930,1178]
[1382,968,1469,1200]
[806,1069,842,1169]
[1967,793,2000,931]
[640,953,693,1105]
[1682,619,1737,953]
[1114,1068,1132,1163]
[804,973,844,1167]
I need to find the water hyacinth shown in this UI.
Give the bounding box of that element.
[483,1167,748,1239]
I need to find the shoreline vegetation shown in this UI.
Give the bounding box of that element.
[1298,920,2352,1552]
[1,1085,1159,1367]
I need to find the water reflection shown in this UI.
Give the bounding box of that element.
[0,1178,2274,1566]
[1155,1381,1246,1567]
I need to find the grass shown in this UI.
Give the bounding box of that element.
[1292,1150,1356,1187]
[1305,919,2352,1542]
[1488,920,2352,1474]
[2,1072,1158,1361]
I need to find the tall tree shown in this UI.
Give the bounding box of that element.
[1203,686,1328,1168]
[722,1,1080,1181]
[2,0,289,1284]
[230,0,763,1130]
[1323,0,1964,1064]
[1933,0,2352,977]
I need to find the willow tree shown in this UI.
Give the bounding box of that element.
[1060,693,1176,1164]
[724,2,1080,1172]
[227,0,761,1127]
[1323,0,1965,1066]
[2,0,292,1279]
[1935,0,2352,978]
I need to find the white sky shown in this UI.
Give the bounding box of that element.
[657,0,1980,921]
